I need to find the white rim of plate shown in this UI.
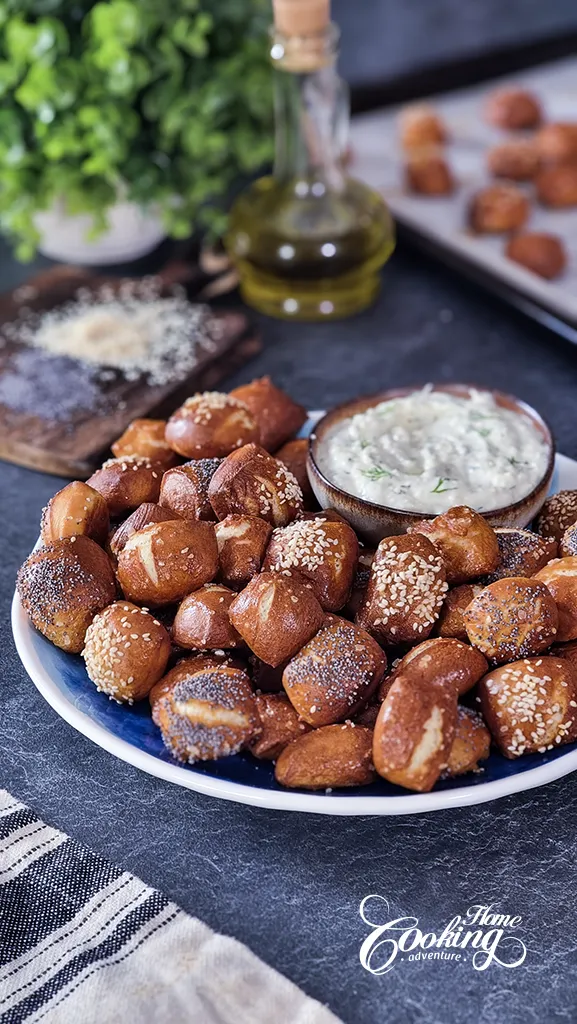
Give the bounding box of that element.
[11,444,577,815]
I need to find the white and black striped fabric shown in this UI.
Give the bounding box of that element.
[0,791,340,1024]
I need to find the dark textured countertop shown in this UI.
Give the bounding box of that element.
[3,238,577,1024]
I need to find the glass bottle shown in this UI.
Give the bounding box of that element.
[225,0,395,321]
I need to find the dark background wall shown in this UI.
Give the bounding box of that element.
[333,0,577,87]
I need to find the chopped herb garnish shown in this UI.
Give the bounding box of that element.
[359,439,370,450]
[361,466,392,481]
[508,456,529,467]
[431,477,457,494]
[475,428,490,438]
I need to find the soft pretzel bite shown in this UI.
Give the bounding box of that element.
[282,620,386,726]
[505,233,567,280]
[116,519,218,606]
[434,584,484,640]
[83,601,171,703]
[263,515,358,611]
[215,514,272,589]
[87,456,161,516]
[409,505,499,585]
[17,536,116,653]
[484,88,542,130]
[229,571,324,667]
[463,577,558,663]
[275,723,376,790]
[468,184,530,234]
[442,706,491,778]
[535,491,577,543]
[356,534,447,645]
[151,655,260,763]
[165,392,259,459]
[378,637,487,702]
[229,377,306,452]
[405,149,454,196]
[373,676,458,792]
[535,122,577,163]
[172,584,243,650]
[487,138,539,181]
[274,438,316,507]
[398,104,447,150]
[208,443,303,527]
[249,693,311,760]
[111,418,178,469]
[536,165,577,208]
[109,503,181,557]
[478,656,577,757]
[560,523,577,558]
[159,459,221,521]
[535,557,577,641]
[484,527,558,583]
[41,481,110,547]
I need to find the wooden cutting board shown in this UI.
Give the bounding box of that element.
[0,262,260,479]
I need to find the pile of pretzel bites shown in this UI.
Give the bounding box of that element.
[17,377,577,793]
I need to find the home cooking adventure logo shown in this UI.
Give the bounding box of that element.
[359,896,527,974]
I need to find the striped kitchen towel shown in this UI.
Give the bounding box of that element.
[0,790,340,1024]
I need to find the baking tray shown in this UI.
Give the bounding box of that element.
[349,55,577,345]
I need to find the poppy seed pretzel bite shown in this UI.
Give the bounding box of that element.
[229,571,324,667]
[159,460,221,521]
[116,519,218,606]
[263,515,359,612]
[275,723,376,790]
[479,656,577,758]
[356,534,447,645]
[378,638,488,702]
[408,505,500,585]
[83,601,171,703]
[282,620,386,726]
[165,392,260,459]
[483,527,558,583]
[463,577,558,663]
[208,444,303,527]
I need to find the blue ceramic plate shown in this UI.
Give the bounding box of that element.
[11,415,577,815]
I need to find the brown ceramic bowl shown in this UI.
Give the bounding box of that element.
[307,384,555,545]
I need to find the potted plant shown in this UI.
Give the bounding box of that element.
[0,0,274,263]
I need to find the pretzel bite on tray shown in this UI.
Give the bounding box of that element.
[87,456,161,516]
[229,377,307,452]
[229,571,324,667]
[356,534,447,645]
[111,418,178,470]
[442,706,491,778]
[405,150,454,196]
[151,655,260,763]
[398,104,447,150]
[479,656,577,757]
[208,444,303,527]
[535,557,577,642]
[505,233,567,280]
[172,584,243,650]
[17,536,116,653]
[282,620,386,726]
[434,584,484,641]
[159,460,221,521]
[409,505,500,585]
[484,88,542,130]
[165,392,259,459]
[535,491,577,543]
[249,693,311,760]
[215,515,272,589]
[535,122,577,164]
[263,515,358,611]
[483,527,558,583]
[487,138,540,181]
[463,577,558,663]
[536,165,577,208]
[275,723,376,790]
[117,519,218,606]
[83,601,171,703]
[468,184,530,234]
[109,503,181,558]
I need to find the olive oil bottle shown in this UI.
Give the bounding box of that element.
[226,0,395,321]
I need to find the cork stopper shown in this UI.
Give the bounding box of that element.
[273,0,330,37]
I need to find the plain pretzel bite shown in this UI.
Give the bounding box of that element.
[172,584,243,650]
[409,505,500,585]
[151,655,260,763]
[433,584,484,640]
[274,438,316,507]
[378,637,488,702]
[159,459,221,521]
[442,706,491,778]
[373,676,458,792]
[486,138,540,181]
[478,656,577,758]
[282,620,386,726]
[405,150,454,196]
[535,557,577,642]
[356,534,447,645]
[483,527,558,583]
[208,443,303,527]
[535,490,577,543]
[83,601,171,703]
[229,377,307,452]
[215,514,272,590]
[536,165,577,208]
[275,723,376,790]
[229,571,324,667]
[109,503,181,557]
[41,481,109,546]
[505,233,567,280]
[398,104,447,150]
[463,576,558,663]
[17,536,116,653]
[468,184,530,234]
[484,88,542,130]
[116,519,218,606]
[535,122,577,164]
[263,515,358,612]
[111,418,178,470]
[249,693,311,760]
[165,392,259,459]
[87,456,161,517]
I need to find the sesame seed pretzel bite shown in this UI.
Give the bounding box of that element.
[263,515,359,611]
[83,601,171,703]
[535,557,577,642]
[87,456,162,517]
[208,443,303,527]
[536,491,577,543]
[463,577,559,663]
[165,392,260,459]
[40,481,110,547]
[479,657,577,758]
[356,534,447,645]
[274,438,316,508]
[408,505,500,585]
[483,527,558,583]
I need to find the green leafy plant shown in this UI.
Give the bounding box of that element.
[0,0,274,258]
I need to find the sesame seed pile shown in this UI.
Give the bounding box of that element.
[370,544,447,634]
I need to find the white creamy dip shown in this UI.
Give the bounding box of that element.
[319,388,550,514]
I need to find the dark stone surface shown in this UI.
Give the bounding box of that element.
[3,238,577,1023]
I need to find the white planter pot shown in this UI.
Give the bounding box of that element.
[35,200,166,265]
